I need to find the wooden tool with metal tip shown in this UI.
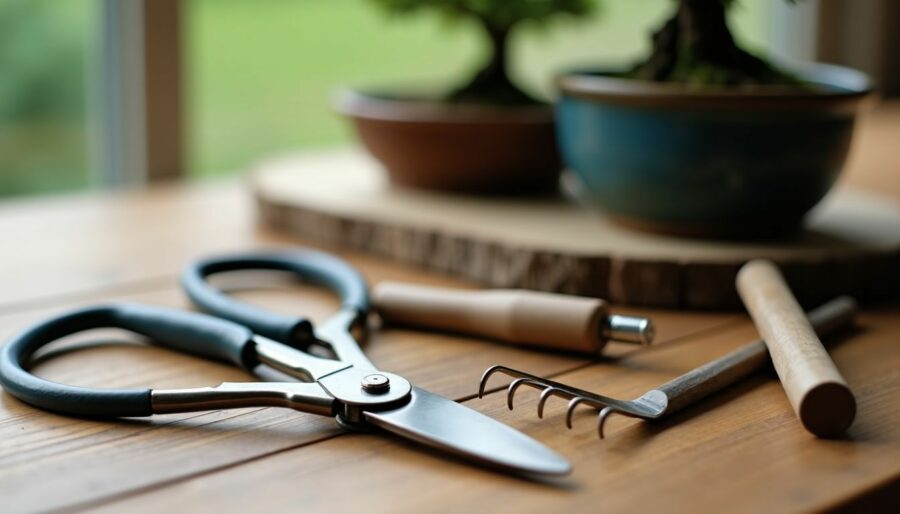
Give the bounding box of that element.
[736,260,857,437]
[373,282,654,355]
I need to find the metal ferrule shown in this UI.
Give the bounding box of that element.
[601,315,655,345]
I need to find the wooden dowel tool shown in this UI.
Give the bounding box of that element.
[373,282,654,355]
[736,260,857,437]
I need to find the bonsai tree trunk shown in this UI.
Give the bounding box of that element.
[448,21,539,105]
[630,0,802,86]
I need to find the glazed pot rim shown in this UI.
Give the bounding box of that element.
[333,88,554,124]
[557,61,873,110]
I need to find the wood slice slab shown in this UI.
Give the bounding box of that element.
[253,150,900,309]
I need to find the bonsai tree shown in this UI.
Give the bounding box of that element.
[371,0,597,105]
[629,0,801,86]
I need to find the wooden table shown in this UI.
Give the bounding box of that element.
[2,103,899,514]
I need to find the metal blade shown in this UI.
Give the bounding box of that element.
[364,387,571,476]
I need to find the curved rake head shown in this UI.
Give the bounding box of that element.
[479,364,667,439]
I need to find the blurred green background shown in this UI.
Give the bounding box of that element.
[0,0,772,197]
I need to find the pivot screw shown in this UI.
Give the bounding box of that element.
[361,373,390,394]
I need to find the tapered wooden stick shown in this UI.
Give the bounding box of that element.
[736,260,856,437]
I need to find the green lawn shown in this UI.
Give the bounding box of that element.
[1,0,772,195]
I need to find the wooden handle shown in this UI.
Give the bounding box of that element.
[373,282,608,354]
[658,296,857,415]
[736,260,856,437]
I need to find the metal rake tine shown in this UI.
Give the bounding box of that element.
[537,387,575,419]
[478,365,504,398]
[565,397,594,429]
[479,365,512,398]
[598,406,623,439]
[480,364,596,400]
[479,364,538,399]
[507,378,549,410]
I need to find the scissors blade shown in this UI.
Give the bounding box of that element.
[363,386,571,476]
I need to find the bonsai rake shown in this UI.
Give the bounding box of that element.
[478,297,857,439]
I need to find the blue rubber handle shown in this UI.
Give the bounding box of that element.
[0,304,255,417]
[181,250,370,345]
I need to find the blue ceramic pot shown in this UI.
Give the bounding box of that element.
[556,63,872,238]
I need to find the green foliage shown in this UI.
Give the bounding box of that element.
[0,0,87,120]
[370,0,599,104]
[370,0,596,31]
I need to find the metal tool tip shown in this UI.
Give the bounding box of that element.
[537,387,556,419]
[602,315,655,345]
[566,397,587,429]
[478,365,505,399]
[598,406,615,439]
[507,378,527,410]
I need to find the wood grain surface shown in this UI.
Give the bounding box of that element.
[0,103,899,513]
[0,197,732,513]
[253,152,900,310]
[89,310,900,514]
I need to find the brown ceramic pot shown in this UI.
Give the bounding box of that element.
[335,90,562,195]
